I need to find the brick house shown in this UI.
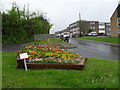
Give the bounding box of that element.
[110,2,120,37]
[69,20,99,36]
[87,21,99,34]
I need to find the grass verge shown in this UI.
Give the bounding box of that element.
[2,52,118,88]
[0,52,2,90]
[79,36,120,44]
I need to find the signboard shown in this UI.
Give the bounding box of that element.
[19,53,28,71]
[20,53,28,59]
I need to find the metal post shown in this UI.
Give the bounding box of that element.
[79,13,81,37]
[24,59,27,71]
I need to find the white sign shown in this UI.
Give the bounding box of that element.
[20,53,28,59]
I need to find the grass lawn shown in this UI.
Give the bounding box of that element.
[2,52,118,88]
[79,36,120,44]
[22,38,75,47]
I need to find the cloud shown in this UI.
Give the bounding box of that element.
[0,0,119,34]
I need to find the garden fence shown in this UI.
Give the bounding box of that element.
[34,34,56,39]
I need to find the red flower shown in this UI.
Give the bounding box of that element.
[34,57,39,59]
[32,44,35,46]
[38,48,44,50]
[26,58,29,60]
[53,46,57,48]
[32,52,36,54]
[59,49,63,51]
[46,45,49,48]
[37,45,41,47]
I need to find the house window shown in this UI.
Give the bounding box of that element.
[92,27,95,29]
[93,22,95,24]
[118,18,120,27]
[90,22,93,24]
[90,26,95,29]
[90,27,93,29]
[118,28,120,33]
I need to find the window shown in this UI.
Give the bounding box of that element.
[93,22,95,24]
[90,27,93,29]
[118,28,120,33]
[118,18,120,27]
[106,28,111,30]
[99,28,105,30]
[90,22,93,24]
[92,27,95,29]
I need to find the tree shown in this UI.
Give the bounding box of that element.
[78,20,90,36]
[2,2,52,44]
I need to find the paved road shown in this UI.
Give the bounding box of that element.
[69,38,119,60]
[2,44,22,52]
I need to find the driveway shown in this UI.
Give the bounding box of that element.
[69,38,119,60]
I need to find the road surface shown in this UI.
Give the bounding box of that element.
[69,38,119,60]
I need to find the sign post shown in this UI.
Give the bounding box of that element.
[19,53,28,71]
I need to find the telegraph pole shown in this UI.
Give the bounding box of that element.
[79,13,82,37]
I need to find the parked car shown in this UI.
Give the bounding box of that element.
[60,32,70,42]
[56,34,61,37]
[87,32,97,36]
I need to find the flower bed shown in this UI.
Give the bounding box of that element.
[17,45,87,70]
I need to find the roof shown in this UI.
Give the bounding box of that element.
[110,4,120,19]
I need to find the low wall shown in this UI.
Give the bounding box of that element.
[34,34,56,39]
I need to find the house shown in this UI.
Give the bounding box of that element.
[110,2,120,37]
[99,22,111,36]
[69,21,80,37]
[69,20,99,36]
[86,21,99,34]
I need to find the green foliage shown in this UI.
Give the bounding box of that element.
[2,3,52,44]
[2,52,118,88]
[87,29,93,33]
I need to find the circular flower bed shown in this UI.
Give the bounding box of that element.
[21,44,84,64]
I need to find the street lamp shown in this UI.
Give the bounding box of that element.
[79,13,82,37]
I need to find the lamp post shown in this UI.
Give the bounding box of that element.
[79,13,82,37]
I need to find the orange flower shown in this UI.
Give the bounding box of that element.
[28,46,33,48]
[69,50,73,52]
[25,46,33,49]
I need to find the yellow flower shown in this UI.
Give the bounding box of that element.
[45,52,54,56]
[28,50,32,53]
[28,55,33,58]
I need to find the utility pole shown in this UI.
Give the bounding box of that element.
[79,13,82,37]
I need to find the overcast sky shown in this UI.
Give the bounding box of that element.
[0,0,119,34]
